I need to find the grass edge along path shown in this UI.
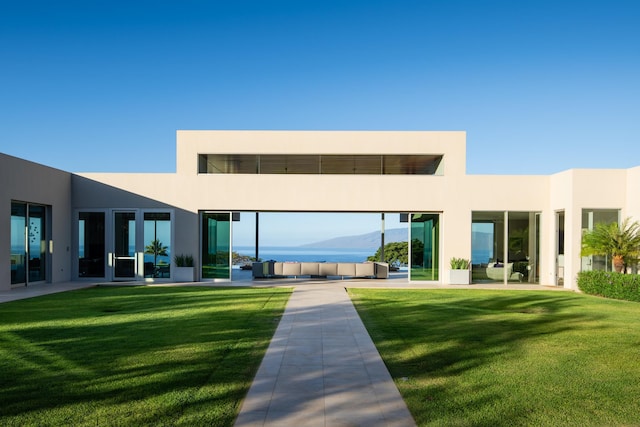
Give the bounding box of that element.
[0,286,292,427]
[348,288,640,427]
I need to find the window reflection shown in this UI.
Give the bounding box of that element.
[144,212,171,278]
[201,212,231,279]
[410,213,440,281]
[79,212,105,278]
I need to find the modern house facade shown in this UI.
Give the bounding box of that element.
[3,130,639,291]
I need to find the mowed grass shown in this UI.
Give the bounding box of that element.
[348,289,640,427]
[0,286,291,427]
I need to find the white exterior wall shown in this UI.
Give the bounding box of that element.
[176,130,467,177]
[626,166,640,224]
[570,169,627,287]
[81,131,557,286]
[548,171,573,287]
[0,154,72,290]
[2,130,638,289]
[549,168,630,288]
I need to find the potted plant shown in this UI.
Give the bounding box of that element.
[449,257,470,285]
[174,254,195,282]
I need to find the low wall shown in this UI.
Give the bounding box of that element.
[252,261,389,279]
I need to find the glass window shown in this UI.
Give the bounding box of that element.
[472,221,495,265]
[11,202,48,284]
[27,205,46,282]
[202,212,231,279]
[143,212,171,278]
[199,154,259,174]
[78,212,105,278]
[472,211,540,284]
[472,211,504,283]
[320,155,381,174]
[556,211,565,287]
[260,155,319,174]
[410,213,440,281]
[581,209,620,272]
[114,212,136,278]
[11,202,27,285]
[198,154,444,175]
[508,212,539,284]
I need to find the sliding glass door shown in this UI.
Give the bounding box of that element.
[113,211,137,280]
[201,212,231,280]
[144,212,171,278]
[409,213,440,281]
[78,212,106,278]
[77,209,174,281]
[11,201,48,285]
[10,203,27,285]
[471,211,540,284]
[28,205,46,282]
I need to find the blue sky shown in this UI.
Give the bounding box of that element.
[233,212,400,247]
[2,1,638,245]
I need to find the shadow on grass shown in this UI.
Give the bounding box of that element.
[349,289,626,426]
[0,286,291,426]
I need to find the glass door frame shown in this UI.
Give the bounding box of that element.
[471,211,541,285]
[111,210,139,281]
[408,212,441,282]
[10,201,50,287]
[142,210,174,281]
[555,210,565,286]
[75,209,107,280]
[200,211,233,282]
[75,208,175,282]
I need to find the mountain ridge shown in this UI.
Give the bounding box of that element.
[299,227,408,250]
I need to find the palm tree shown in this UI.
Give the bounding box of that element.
[581,217,640,273]
[145,239,168,270]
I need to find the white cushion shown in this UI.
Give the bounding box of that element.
[282,262,301,276]
[301,262,319,275]
[355,263,375,277]
[319,263,338,276]
[337,263,356,277]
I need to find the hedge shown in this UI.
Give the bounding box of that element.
[577,270,640,302]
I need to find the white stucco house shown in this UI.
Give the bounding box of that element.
[2,130,639,291]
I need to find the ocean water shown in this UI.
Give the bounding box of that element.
[472,249,493,264]
[144,254,171,265]
[234,246,375,263]
[73,245,491,265]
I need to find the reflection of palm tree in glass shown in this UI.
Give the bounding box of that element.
[145,239,168,271]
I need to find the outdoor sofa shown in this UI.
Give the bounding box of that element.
[252,261,389,279]
[486,262,524,281]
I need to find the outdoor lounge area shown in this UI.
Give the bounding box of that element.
[251,261,389,279]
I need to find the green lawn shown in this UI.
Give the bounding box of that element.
[0,286,291,427]
[348,289,640,427]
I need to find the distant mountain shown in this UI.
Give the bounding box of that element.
[300,227,408,250]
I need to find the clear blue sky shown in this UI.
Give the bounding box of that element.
[2,1,638,245]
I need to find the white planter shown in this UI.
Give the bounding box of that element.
[449,269,470,285]
[174,266,195,282]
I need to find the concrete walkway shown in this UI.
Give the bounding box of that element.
[3,274,567,426]
[234,283,416,427]
[0,281,96,303]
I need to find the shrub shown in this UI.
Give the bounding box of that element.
[450,257,470,269]
[577,270,640,302]
[367,241,408,267]
[174,254,194,267]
